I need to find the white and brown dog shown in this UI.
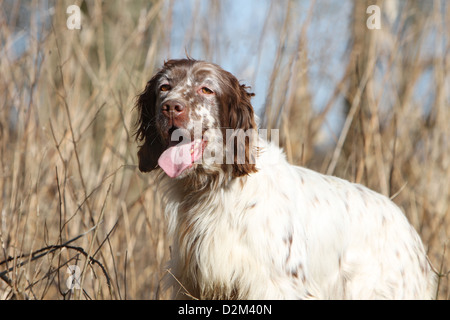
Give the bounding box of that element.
[135,58,436,299]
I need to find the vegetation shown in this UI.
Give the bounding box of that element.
[0,0,448,299]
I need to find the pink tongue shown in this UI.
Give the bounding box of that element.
[158,140,203,178]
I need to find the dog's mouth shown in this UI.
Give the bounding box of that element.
[158,127,207,178]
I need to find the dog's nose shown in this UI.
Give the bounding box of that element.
[162,100,186,119]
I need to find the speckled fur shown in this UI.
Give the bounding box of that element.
[136,59,436,300]
[158,140,436,300]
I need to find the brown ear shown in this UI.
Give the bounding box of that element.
[221,74,258,177]
[135,75,165,173]
[137,138,166,172]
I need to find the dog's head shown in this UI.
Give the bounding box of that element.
[135,59,258,180]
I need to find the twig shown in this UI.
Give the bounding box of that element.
[165,268,198,300]
[326,51,376,176]
[0,224,98,280]
[78,183,112,299]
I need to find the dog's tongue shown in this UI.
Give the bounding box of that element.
[158,140,203,178]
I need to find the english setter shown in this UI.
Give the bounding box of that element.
[135,58,436,299]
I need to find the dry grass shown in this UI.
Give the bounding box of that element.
[0,0,448,299]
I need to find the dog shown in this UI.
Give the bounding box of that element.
[135,58,436,299]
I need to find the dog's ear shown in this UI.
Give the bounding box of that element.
[137,137,166,172]
[135,75,165,173]
[220,72,258,177]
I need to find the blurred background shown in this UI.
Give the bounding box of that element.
[0,0,448,299]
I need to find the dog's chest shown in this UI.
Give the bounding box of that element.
[175,187,270,298]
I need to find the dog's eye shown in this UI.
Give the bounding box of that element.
[201,87,214,95]
[160,84,171,92]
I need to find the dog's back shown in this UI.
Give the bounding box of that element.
[164,141,436,299]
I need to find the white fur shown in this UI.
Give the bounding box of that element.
[159,139,436,300]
